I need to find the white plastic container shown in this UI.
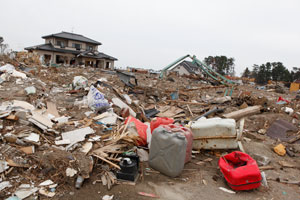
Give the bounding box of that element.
[191,117,237,149]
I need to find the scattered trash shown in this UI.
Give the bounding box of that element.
[282,107,294,115]
[0,54,299,199]
[116,156,139,182]
[112,98,136,117]
[260,171,268,188]
[24,133,40,143]
[0,181,12,191]
[170,91,179,100]
[137,148,149,162]
[87,85,110,111]
[212,96,231,104]
[24,86,36,95]
[276,96,290,104]
[0,160,9,173]
[39,180,54,186]
[137,192,159,198]
[75,176,84,189]
[14,184,38,200]
[81,142,93,155]
[252,154,270,166]
[39,187,56,198]
[274,144,286,156]
[72,76,88,90]
[102,195,114,200]
[93,111,118,125]
[218,187,236,194]
[56,127,95,145]
[66,168,78,177]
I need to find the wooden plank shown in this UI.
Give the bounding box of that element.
[92,154,121,170]
[223,106,261,120]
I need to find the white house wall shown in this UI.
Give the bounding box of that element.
[171,65,190,75]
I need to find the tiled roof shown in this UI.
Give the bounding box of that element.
[42,32,101,45]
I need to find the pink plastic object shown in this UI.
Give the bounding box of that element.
[125,117,148,146]
[161,124,193,163]
[150,117,174,133]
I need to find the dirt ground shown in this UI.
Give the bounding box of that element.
[57,137,300,200]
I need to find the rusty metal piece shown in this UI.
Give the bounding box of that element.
[266,119,298,142]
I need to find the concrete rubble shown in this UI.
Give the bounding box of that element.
[1,54,300,199]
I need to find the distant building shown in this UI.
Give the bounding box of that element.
[170,60,201,76]
[25,32,117,69]
[290,80,300,92]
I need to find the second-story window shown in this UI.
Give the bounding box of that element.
[87,45,93,51]
[56,41,65,48]
[72,43,81,50]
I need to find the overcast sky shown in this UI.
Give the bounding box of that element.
[1,0,300,75]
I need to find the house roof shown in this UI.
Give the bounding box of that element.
[174,61,199,74]
[42,32,102,45]
[25,43,117,61]
[77,50,118,61]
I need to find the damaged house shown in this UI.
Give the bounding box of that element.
[169,60,201,76]
[25,31,117,68]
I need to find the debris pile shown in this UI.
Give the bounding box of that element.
[1,55,300,199]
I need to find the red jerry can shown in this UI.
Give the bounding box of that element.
[150,117,174,133]
[219,151,262,190]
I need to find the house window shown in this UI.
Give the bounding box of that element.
[56,41,65,48]
[72,43,81,50]
[87,45,93,51]
[106,62,110,69]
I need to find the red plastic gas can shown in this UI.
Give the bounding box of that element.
[150,117,174,133]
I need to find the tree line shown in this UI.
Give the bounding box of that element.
[242,62,300,84]
[203,55,298,85]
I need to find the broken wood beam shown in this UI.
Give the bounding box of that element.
[223,106,261,120]
[92,154,121,170]
[259,165,274,170]
[288,132,300,143]
[165,100,207,106]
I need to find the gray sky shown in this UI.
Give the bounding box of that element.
[1,0,300,75]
